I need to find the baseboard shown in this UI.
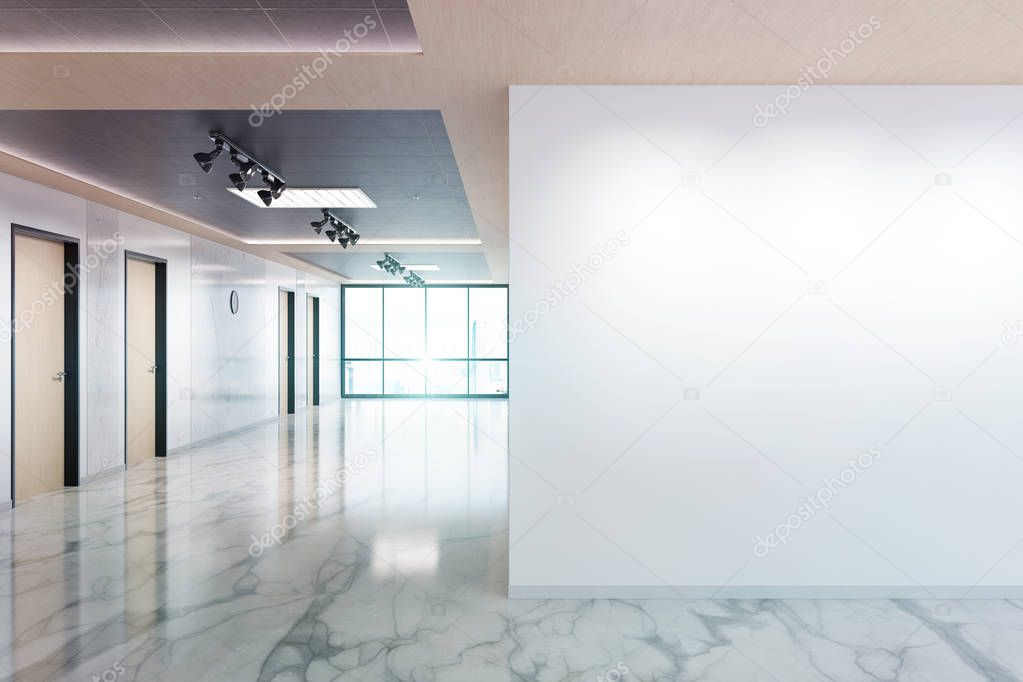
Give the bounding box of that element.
[80,464,125,484]
[508,585,1023,599]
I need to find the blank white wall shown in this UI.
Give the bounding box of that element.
[0,171,341,504]
[509,85,1023,598]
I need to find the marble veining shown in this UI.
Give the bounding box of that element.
[0,400,1022,681]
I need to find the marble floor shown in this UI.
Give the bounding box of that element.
[1,400,1023,681]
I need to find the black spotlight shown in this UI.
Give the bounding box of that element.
[310,210,329,233]
[268,175,285,199]
[193,140,224,173]
[348,232,360,246]
[257,171,286,206]
[228,155,257,191]
[338,234,351,249]
[257,171,273,206]
[325,229,337,243]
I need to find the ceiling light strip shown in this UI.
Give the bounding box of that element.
[226,187,377,209]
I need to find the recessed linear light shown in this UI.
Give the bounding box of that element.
[371,264,440,272]
[227,187,376,208]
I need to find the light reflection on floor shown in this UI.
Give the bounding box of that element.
[1,399,1021,681]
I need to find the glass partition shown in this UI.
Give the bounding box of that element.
[343,285,508,398]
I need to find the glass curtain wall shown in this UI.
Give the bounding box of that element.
[343,285,508,398]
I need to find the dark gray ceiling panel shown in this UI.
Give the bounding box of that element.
[0,109,484,275]
[0,1,420,51]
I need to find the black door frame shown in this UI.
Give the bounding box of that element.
[124,251,168,461]
[309,294,320,407]
[280,288,295,415]
[10,224,81,506]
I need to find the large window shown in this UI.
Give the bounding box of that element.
[343,285,508,398]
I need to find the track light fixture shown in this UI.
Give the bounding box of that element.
[377,254,424,286]
[310,209,361,249]
[193,130,287,205]
[376,254,403,275]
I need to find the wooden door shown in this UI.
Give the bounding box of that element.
[306,296,315,405]
[279,291,289,415]
[14,234,66,501]
[126,258,156,465]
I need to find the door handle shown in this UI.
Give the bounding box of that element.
[53,371,66,382]
[148,365,158,373]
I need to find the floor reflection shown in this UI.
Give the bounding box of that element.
[1,400,1019,681]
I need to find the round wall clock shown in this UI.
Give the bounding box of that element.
[229,290,240,314]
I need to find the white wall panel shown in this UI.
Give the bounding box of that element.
[84,202,123,476]
[509,85,1023,597]
[191,238,273,443]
